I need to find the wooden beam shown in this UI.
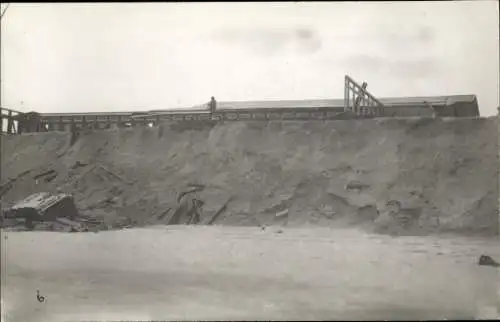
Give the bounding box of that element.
[7,110,14,134]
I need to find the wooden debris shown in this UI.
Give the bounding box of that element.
[187,183,205,189]
[0,169,33,197]
[206,197,233,225]
[55,217,84,231]
[0,180,14,198]
[96,164,134,185]
[33,169,56,180]
[90,168,107,181]
[0,217,26,228]
[157,208,172,220]
[177,186,205,203]
[345,180,370,191]
[71,161,88,169]
[167,203,188,225]
[44,174,57,182]
[4,192,79,221]
[275,209,289,218]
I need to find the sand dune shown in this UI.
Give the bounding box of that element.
[1,117,498,235]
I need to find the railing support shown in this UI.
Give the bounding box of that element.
[344,75,384,117]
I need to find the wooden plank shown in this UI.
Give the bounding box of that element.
[96,164,134,185]
[4,192,79,221]
[206,197,233,225]
[0,108,3,133]
[55,217,84,230]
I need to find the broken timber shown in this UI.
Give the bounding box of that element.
[97,164,134,185]
[3,192,79,225]
[205,197,233,225]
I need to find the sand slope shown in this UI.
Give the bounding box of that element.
[1,117,498,235]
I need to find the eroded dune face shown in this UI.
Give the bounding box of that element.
[1,117,498,236]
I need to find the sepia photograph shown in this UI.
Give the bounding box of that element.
[1,1,499,321]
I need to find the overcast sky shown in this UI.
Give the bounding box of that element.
[1,2,499,115]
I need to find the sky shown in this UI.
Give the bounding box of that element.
[1,2,499,115]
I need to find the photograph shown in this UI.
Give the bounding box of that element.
[1,1,499,321]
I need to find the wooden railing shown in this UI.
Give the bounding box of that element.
[344,75,384,117]
[33,107,348,132]
[1,107,349,135]
[0,107,22,134]
[1,74,478,135]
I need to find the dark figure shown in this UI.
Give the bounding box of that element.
[187,199,204,225]
[24,211,37,231]
[478,255,500,267]
[70,122,79,146]
[209,96,217,114]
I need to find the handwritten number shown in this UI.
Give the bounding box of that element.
[36,290,45,303]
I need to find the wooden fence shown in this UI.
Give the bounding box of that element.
[1,98,479,136]
[32,107,350,133]
[344,75,385,117]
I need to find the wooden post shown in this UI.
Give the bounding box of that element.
[344,76,349,112]
[7,110,15,134]
[353,82,367,116]
[35,118,41,132]
[58,116,64,131]
[16,113,23,134]
[70,119,78,145]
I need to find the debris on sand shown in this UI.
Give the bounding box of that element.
[0,169,33,198]
[157,207,172,220]
[3,192,79,222]
[356,205,380,222]
[33,169,57,182]
[71,160,88,169]
[478,255,500,267]
[55,217,86,231]
[177,185,205,204]
[97,164,134,185]
[385,200,422,229]
[345,180,371,192]
[0,192,99,232]
[205,197,234,225]
[275,209,289,219]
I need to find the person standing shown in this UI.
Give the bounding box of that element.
[209,96,216,114]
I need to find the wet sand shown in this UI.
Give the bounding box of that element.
[1,226,499,321]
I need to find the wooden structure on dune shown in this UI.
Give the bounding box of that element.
[1,75,480,135]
